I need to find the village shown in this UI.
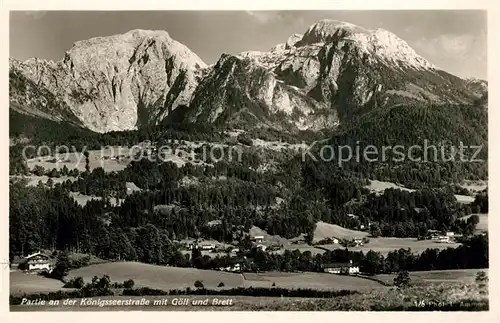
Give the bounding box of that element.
[13,227,460,280]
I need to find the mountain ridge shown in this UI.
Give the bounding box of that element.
[9,20,486,134]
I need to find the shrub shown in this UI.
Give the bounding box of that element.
[217,282,225,288]
[63,276,84,289]
[70,255,91,269]
[394,271,412,289]
[123,279,135,289]
[475,271,488,293]
[194,280,204,288]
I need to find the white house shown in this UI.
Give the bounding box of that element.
[199,243,216,251]
[323,260,359,275]
[446,232,455,237]
[23,252,51,272]
[230,263,241,272]
[438,236,450,243]
[251,235,264,243]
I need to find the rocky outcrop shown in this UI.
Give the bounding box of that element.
[10,20,483,133]
[183,54,337,131]
[238,19,479,120]
[10,30,207,133]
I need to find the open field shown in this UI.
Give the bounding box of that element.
[10,280,487,311]
[67,262,244,290]
[69,192,124,207]
[373,268,488,286]
[10,271,65,296]
[365,180,477,204]
[249,226,290,246]
[243,272,385,291]
[461,214,488,232]
[319,237,462,256]
[313,221,369,242]
[455,194,475,204]
[459,180,488,193]
[365,180,415,194]
[25,143,209,173]
[126,181,142,194]
[26,147,131,173]
[11,175,77,187]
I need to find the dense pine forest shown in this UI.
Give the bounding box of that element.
[9,97,488,275]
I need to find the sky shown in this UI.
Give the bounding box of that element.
[10,10,487,79]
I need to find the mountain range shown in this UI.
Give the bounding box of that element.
[9,19,487,134]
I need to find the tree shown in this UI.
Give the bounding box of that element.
[370,223,382,238]
[304,229,314,245]
[363,250,384,275]
[191,245,202,268]
[95,275,111,291]
[47,178,54,188]
[475,271,488,294]
[73,276,85,288]
[394,270,412,289]
[33,165,46,176]
[51,252,70,280]
[217,282,225,287]
[48,168,60,178]
[194,280,204,288]
[123,279,135,289]
[84,151,90,173]
[64,276,84,288]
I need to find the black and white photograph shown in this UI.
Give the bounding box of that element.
[5,5,494,315]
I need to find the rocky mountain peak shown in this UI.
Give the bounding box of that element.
[298,19,435,70]
[10,29,208,133]
[10,22,482,134]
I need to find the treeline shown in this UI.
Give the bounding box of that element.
[326,102,488,187]
[122,286,356,298]
[9,160,481,261]
[471,190,488,213]
[234,234,488,275]
[9,176,488,274]
[364,234,488,274]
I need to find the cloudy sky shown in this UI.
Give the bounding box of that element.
[10,10,487,79]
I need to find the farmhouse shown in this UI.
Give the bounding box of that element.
[438,236,450,243]
[251,235,264,243]
[22,252,51,272]
[218,263,242,272]
[323,260,360,275]
[199,243,216,251]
